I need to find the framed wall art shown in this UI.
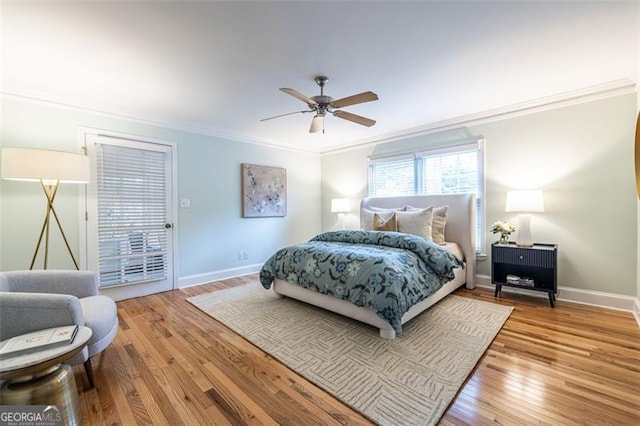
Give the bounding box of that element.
[241,163,287,217]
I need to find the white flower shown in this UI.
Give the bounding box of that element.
[490,221,515,235]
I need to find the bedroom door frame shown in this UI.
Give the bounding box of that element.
[79,127,178,301]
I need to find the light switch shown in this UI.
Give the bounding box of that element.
[180,198,191,208]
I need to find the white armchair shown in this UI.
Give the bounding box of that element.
[0,270,118,387]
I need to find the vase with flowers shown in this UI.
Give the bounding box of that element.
[491,221,516,245]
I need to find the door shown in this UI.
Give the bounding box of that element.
[85,132,176,301]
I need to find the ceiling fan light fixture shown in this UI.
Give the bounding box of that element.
[262,76,378,134]
[309,114,324,133]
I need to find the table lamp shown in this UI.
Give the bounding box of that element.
[505,189,545,247]
[331,198,351,230]
[1,148,90,269]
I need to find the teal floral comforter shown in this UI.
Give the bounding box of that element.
[260,230,463,334]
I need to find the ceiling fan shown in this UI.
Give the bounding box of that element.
[261,76,378,133]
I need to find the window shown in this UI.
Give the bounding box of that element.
[367,141,485,252]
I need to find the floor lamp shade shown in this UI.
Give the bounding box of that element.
[1,148,90,270]
[1,148,90,183]
[505,190,545,247]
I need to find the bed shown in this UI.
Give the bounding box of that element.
[260,194,477,339]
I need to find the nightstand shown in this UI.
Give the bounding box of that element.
[491,242,558,307]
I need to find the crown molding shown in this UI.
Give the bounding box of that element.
[321,78,637,155]
[3,78,635,157]
[0,91,322,156]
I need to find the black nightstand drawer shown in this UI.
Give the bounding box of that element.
[493,247,555,268]
[491,242,558,307]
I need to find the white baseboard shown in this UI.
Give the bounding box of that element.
[178,263,262,289]
[634,298,640,327]
[476,274,638,313]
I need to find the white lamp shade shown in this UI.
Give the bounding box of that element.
[1,148,90,184]
[505,190,545,213]
[331,198,351,213]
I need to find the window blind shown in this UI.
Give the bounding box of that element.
[96,143,169,286]
[368,155,415,197]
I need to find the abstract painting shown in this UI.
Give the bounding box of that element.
[241,163,287,217]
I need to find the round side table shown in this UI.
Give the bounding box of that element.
[0,326,92,426]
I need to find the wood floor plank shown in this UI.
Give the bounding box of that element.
[105,340,156,425]
[203,361,280,425]
[123,343,184,425]
[75,275,640,425]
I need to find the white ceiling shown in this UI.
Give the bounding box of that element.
[2,1,638,153]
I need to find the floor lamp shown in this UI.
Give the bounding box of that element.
[1,148,90,269]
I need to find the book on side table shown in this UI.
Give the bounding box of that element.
[0,325,79,359]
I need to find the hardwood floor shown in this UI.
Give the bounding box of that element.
[75,275,640,425]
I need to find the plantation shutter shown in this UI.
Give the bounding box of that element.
[95,143,169,286]
[367,154,415,197]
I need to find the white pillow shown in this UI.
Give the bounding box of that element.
[368,206,405,212]
[406,205,448,245]
[396,207,434,239]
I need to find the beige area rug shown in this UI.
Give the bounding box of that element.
[188,283,513,426]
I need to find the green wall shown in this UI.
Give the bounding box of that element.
[322,93,637,296]
[0,97,322,278]
[2,93,637,297]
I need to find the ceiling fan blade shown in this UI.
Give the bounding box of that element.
[334,110,376,127]
[280,88,318,106]
[261,110,309,122]
[309,115,324,133]
[330,91,378,108]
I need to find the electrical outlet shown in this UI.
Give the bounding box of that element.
[237,251,244,260]
[243,252,249,260]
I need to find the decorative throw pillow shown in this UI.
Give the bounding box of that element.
[395,207,434,239]
[431,205,449,245]
[406,204,448,245]
[360,207,401,230]
[373,212,397,231]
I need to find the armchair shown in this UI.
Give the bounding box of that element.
[0,270,118,387]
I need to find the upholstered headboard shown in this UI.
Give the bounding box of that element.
[361,194,476,289]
